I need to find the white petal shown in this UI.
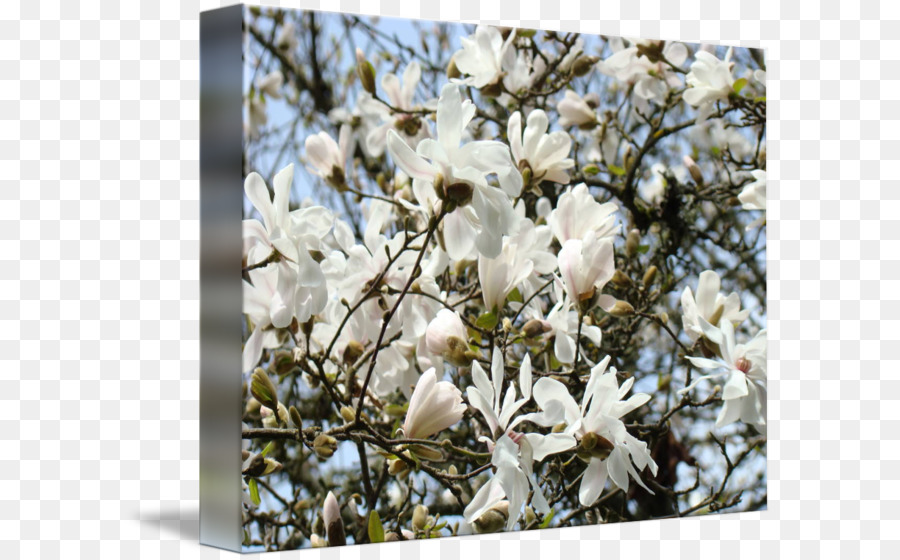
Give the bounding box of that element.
[578,457,609,506]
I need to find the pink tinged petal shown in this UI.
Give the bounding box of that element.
[242,323,266,373]
[507,111,524,163]
[442,209,477,261]
[244,172,276,232]
[695,270,721,318]
[467,387,500,436]
[471,360,494,404]
[555,332,575,364]
[386,130,436,180]
[491,348,504,411]
[464,477,505,523]
[686,356,726,370]
[381,72,402,107]
[519,353,533,400]
[578,457,609,506]
[522,109,549,158]
[525,433,577,462]
[606,447,630,492]
[436,83,463,152]
[272,164,294,228]
[722,370,749,400]
[401,61,421,107]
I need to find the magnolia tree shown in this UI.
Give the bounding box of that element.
[240,9,766,551]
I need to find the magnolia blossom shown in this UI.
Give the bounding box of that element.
[738,170,766,229]
[386,83,521,260]
[683,47,735,120]
[508,109,574,187]
[681,270,749,343]
[275,22,298,54]
[424,309,471,367]
[464,351,575,529]
[242,266,290,373]
[256,71,283,99]
[557,90,597,128]
[478,238,534,314]
[598,40,688,108]
[525,357,658,506]
[546,293,603,364]
[361,61,433,157]
[682,319,767,434]
[548,183,619,245]
[557,230,616,310]
[453,25,516,89]
[305,125,353,189]
[402,368,466,439]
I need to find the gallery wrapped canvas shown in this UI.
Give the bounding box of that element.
[201,4,766,552]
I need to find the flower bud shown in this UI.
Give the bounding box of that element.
[522,318,552,339]
[340,406,356,424]
[642,265,658,288]
[581,431,615,459]
[572,55,599,76]
[289,406,303,429]
[412,504,429,531]
[472,501,509,534]
[448,464,458,475]
[250,368,278,412]
[355,48,377,95]
[625,228,641,258]
[584,92,601,109]
[683,155,704,185]
[324,491,346,546]
[525,506,536,525]
[409,444,443,462]
[313,434,338,460]
[611,269,633,288]
[388,457,410,477]
[342,340,365,365]
[607,300,635,317]
[261,402,289,428]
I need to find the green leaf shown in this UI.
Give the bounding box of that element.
[539,508,556,529]
[260,441,275,458]
[507,287,523,304]
[754,96,766,103]
[732,78,748,94]
[582,163,600,176]
[475,311,499,330]
[637,244,650,254]
[607,164,626,177]
[248,478,261,506]
[368,511,385,543]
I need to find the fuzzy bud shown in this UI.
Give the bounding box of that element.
[642,265,658,288]
[355,48,377,95]
[250,368,278,412]
[289,406,303,429]
[313,434,338,460]
[522,318,552,339]
[607,300,635,317]
[324,491,346,546]
[446,56,461,80]
[412,504,429,531]
[625,228,641,258]
[683,155,704,185]
[472,501,509,534]
[342,340,365,365]
[572,55,599,76]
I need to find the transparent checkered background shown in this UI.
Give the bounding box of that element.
[0,0,895,558]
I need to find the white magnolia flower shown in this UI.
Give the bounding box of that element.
[453,25,516,89]
[682,320,767,434]
[478,238,534,314]
[242,266,290,373]
[545,291,603,364]
[526,357,658,506]
[305,125,353,189]
[738,170,766,229]
[557,230,616,310]
[245,96,267,139]
[386,83,522,260]
[683,47,735,120]
[425,309,471,367]
[275,22,299,54]
[464,351,575,529]
[598,40,688,108]
[557,90,597,128]
[361,61,433,157]
[508,109,574,187]
[681,270,749,343]
[402,368,466,439]
[548,183,619,245]
[256,71,283,99]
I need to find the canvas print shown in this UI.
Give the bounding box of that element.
[236,6,766,551]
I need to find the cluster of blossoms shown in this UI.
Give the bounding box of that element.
[240,19,766,548]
